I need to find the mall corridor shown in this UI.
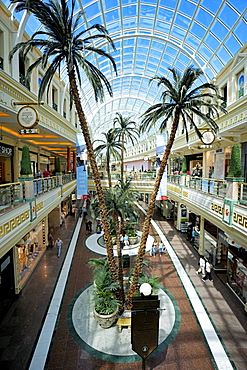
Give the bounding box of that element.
[0,206,246,370]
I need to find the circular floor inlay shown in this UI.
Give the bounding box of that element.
[84,231,155,257]
[67,284,180,363]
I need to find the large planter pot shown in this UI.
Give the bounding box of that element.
[93,307,118,329]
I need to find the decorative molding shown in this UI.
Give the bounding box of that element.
[210,203,223,215]
[0,210,30,239]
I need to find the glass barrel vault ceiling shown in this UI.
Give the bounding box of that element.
[4,0,247,140]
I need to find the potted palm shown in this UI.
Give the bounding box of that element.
[88,257,119,328]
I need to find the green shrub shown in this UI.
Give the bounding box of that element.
[228,144,242,177]
[20,145,32,175]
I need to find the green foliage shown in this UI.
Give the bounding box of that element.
[137,274,161,295]
[228,144,242,177]
[181,157,187,174]
[89,257,119,315]
[20,145,32,175]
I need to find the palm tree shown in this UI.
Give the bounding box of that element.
[113,113,139,182]
[126,66,227,309]
[94,129,121,188]
[9,0,118,281]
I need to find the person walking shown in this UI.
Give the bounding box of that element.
[55,237,63,258]
[196,255,206,276]
[202,260,213,282]
[159,240,164,256]
[152,240,157,257]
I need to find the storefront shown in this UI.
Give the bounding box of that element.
[0,143,14,183]
[15,219,47,290]
[218,234,247,305]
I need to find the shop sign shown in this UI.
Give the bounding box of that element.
[0,143,13,157]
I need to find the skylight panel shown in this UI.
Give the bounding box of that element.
[175,60,186,71]
[166,45,178,57]
[140,5,156,17]
[213,21,229,43]
[210,56,224,73]
[217,46,232,64]
[174,14,190,29]
[105,9,120,23]
[178,52,190,64]
[224,34,242,55]
[196,8,213,28]
[139,17,155,29]
[204,33,220,51]
[228,0,247,13]
[219,3,239,29]
[159,0,176,10]
[107,21,121,33]
[157,7,174,22]
[88,15,103,27]
[155,20,170,34]
[201,0,222,14]
[84,2,100,19]
[190,22,207,39]
[178,0,196,17]
[123,17,137,29]
[185,33,201,49]
[103,0,119,11]
[195,54,205,67]
[198,45,213,59]
[122,5,137,17]
[233,20,247,44]
[170,25,186,41]
[124,38,135,46]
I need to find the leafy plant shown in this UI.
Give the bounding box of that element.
[181,157,187,174]
[89,257,119,315]
[20,145,32,176]
[137,274,161,295]
[227,144,242,177]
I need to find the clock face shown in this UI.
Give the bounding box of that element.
[17,106,39,128]
[201,130,215,145]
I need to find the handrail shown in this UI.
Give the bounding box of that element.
[0,174,76,212]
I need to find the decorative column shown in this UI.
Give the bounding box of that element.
[73,151,76,174]
[14,140,20,182]
[67,146,71,173]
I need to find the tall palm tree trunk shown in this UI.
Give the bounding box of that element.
[126,112,180,309]
[112,212,125,314]
[106,154,112,188]
[121,133,124,182]
[68,68,117,281]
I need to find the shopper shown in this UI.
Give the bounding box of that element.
[123,234,129,246]
[152,240,157,257]
[48,232,54,248]
[196,255,206,276]
[202,260,213,282]
[159,240,164,256]
[55,237,63,258]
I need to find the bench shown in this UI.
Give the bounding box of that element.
[116,317,131,332]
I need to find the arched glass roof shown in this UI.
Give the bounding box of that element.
[4,0,247,139]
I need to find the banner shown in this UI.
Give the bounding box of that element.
[76,134,88,199]
[156,134,167,200]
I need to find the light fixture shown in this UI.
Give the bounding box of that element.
[139,283,152,296]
